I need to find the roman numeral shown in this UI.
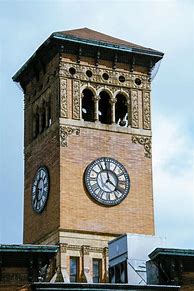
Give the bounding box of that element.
[91,183,99,192]
[104,159,110,170]
[118,180,126,188]
[97,189,104,198]
[98,163,104,171]
[89,176,97,181]
[112,164,117,172]
[117,172,124,177]
[106,193,110,200]
[33,199,38,209]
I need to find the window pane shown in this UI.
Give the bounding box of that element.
[93,259,101,283]
[70,257,79,282]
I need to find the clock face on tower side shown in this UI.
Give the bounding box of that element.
[84,157,130,206]
[31,166,49,213]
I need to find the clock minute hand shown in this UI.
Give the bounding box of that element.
[104,160,111,181]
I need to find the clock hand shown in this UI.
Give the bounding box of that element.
[99,172,106,187]
[107,179,116,188]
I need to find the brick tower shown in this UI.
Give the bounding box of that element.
[13,28,163,283]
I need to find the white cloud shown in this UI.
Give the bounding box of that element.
[152,114,194,248]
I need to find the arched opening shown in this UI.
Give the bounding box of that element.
[82,89,94,122]
[99,91,111,124]
[115,94,128,127]
[35,110,39,137]
[41,105,46,132]
[46,101,51,127]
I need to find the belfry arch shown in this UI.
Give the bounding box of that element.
[81,88,95,122]
[98,91,112,124]
[115,94,128,127]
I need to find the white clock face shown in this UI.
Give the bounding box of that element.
[31,166,49,213]
[84,157,130,206]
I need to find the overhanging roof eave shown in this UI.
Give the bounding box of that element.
[12,32,164,83]
[149,248,194,260]
[0,244,58,253]
[52,32,164,58]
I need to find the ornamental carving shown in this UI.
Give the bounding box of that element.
[143,91,151,129]
[89,246,104,253]
[60,78,68,118]
[59,61,150,89]
[80,81,130,101]
[67,245,82,252]
[60,243,68,253]
[132,135,151,158]
[72,80,80,119]
[131,74,151,90]
[82,245,90,255]
[103,247,109,258]
[59,126,80,147]
[131,90,139,128]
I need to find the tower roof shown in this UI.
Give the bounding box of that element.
[12,27,164,84]
[56,27,155,51]
[52,27,163,56]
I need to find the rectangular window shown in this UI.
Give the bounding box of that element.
[70,257,79,282]
[93,259,102,283]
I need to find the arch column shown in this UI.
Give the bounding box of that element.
[45,102,50,128]
[32,114,36,138]
[110,98,116,124]
[80,93,84,121]
[93,95,100,122]
[127,99,131,127]
[38,109,43,133]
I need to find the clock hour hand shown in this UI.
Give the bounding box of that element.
[107,179,116,188]
[106,171,110,182]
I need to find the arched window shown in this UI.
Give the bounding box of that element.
[35,110,39,137]
[41,104,46,132]
[99,91,111,124]
[48,106,51,126]
[115,94,128,127]
[82,89,94,122]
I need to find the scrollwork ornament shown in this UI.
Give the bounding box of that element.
[131,90,139,128]
[132,135,151,158]
[60,78,68,118]
[59,126,80,147]
[73,80,80,119]
[143,91,151,129]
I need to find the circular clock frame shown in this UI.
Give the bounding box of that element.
[31,166,49,214]
[84,157,130,206]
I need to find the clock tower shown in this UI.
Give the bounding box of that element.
[13,28,163,283]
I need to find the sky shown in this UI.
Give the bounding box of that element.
[0,0,193,248]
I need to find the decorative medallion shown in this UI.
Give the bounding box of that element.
[59,126,80,147]
[132,135,151,158]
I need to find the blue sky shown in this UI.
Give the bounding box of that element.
[0,0,193,248]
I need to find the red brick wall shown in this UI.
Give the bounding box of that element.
[59,127,154,235]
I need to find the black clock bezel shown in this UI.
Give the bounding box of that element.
[84,157,130,206]
[31,165,50,214]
